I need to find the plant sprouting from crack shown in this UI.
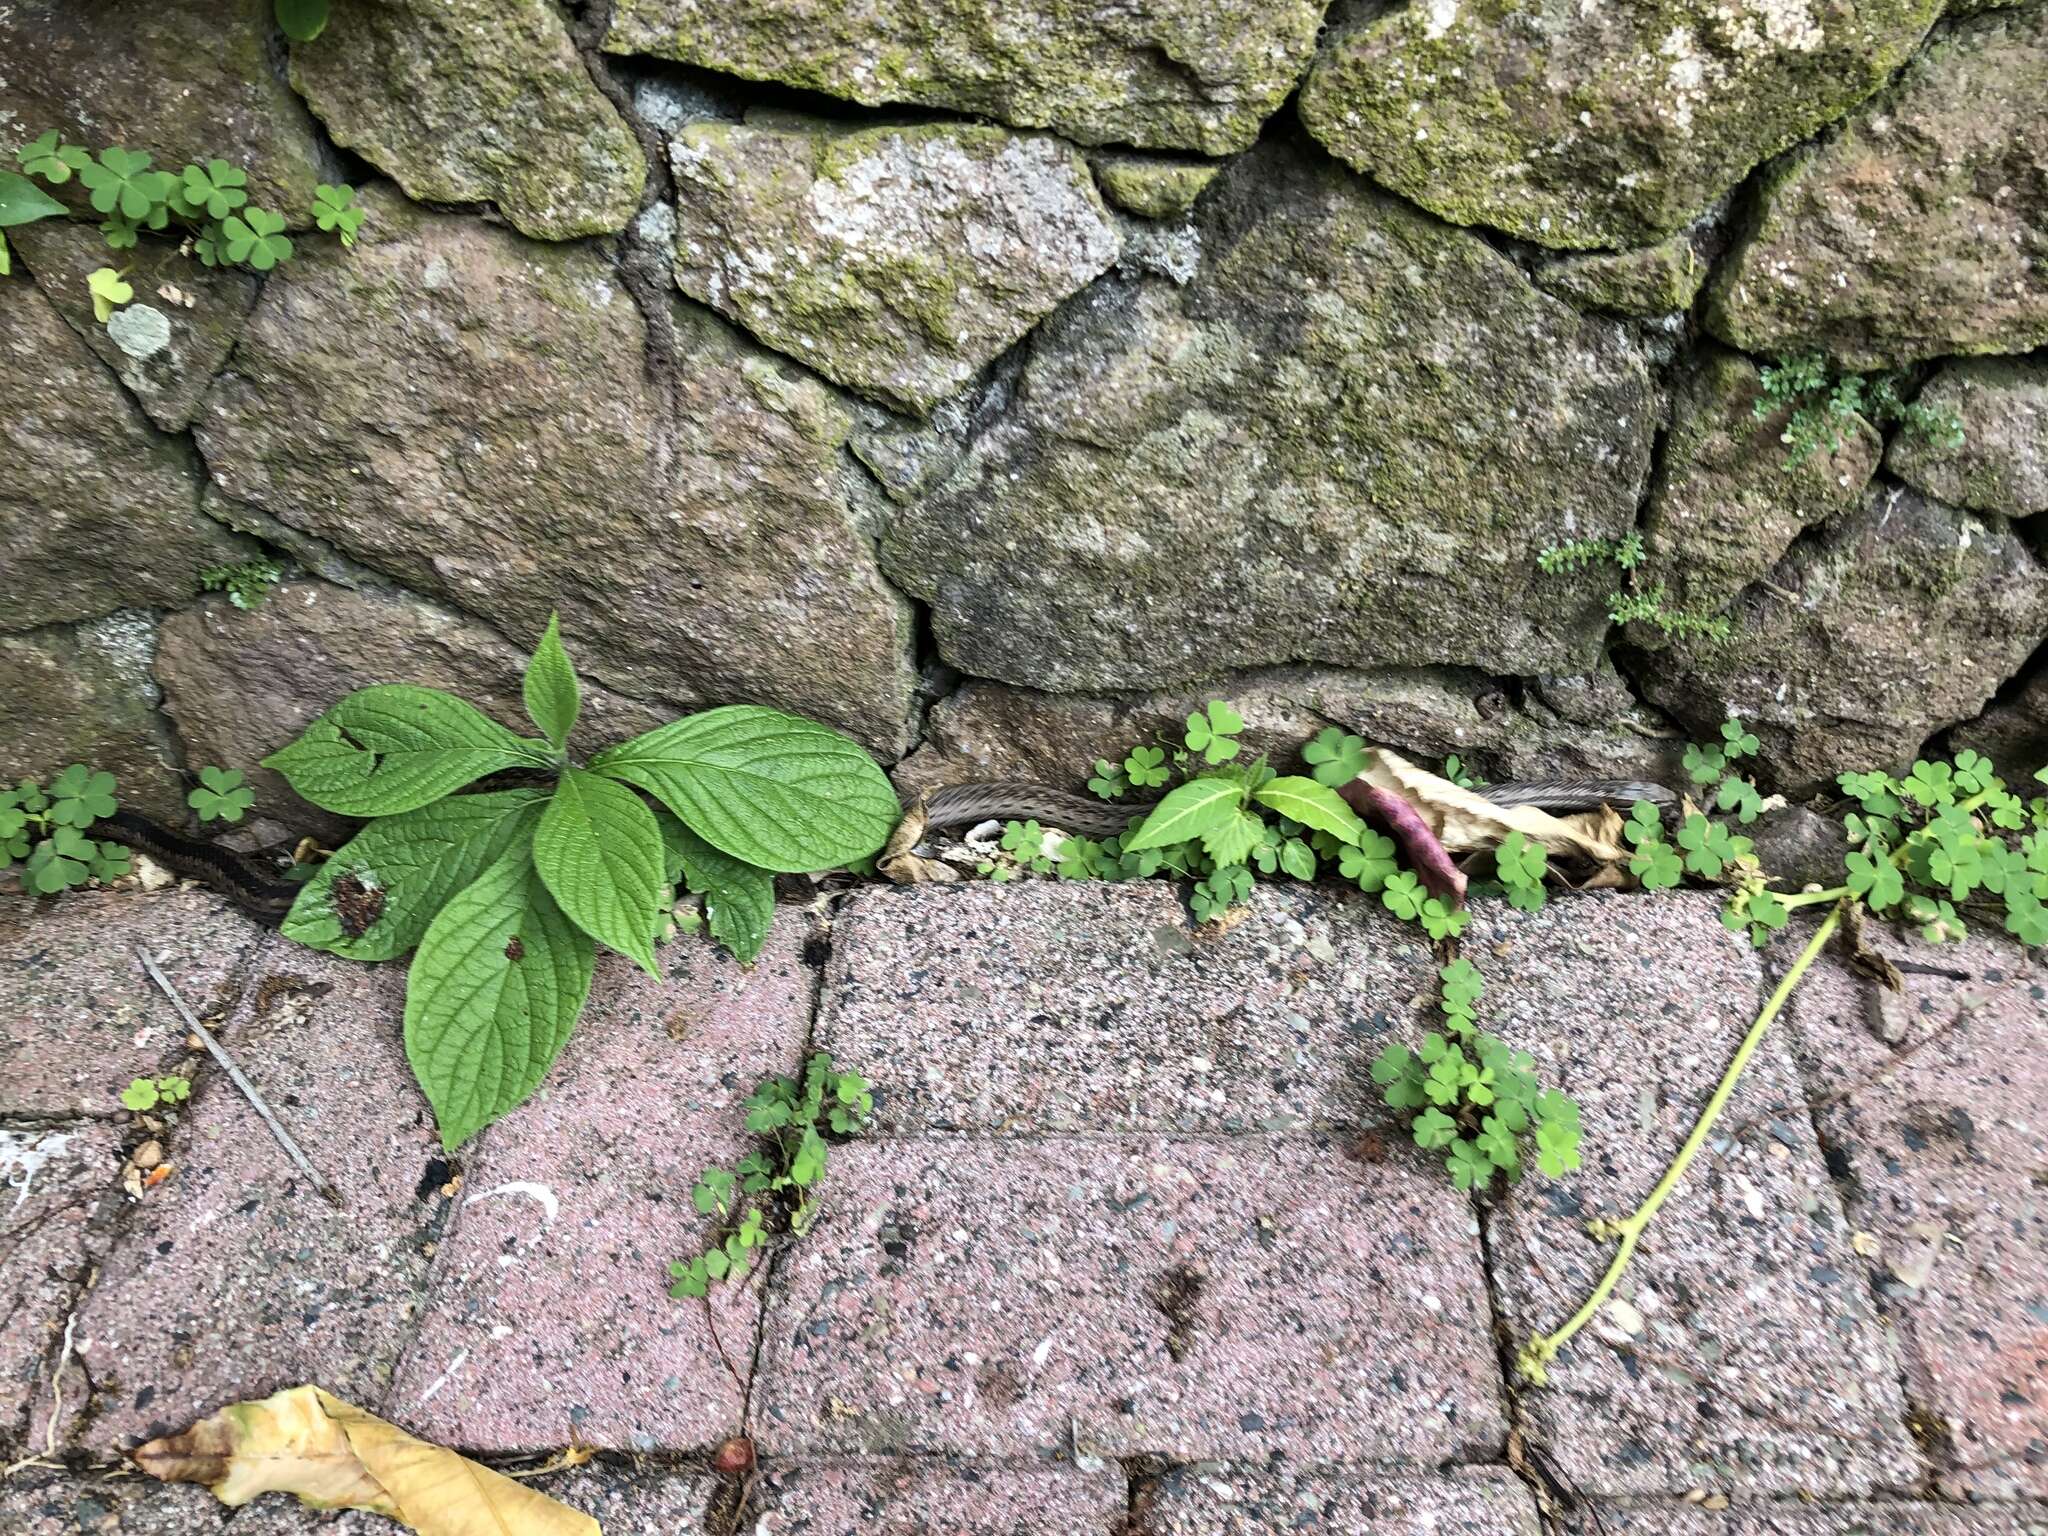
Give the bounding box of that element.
[201,558,284,611]
[1755,352,1963,470]
[1,767,131,894]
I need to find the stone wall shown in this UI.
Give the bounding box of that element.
[4,0,2047,827]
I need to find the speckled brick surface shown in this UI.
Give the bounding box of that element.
[1586,1500,2048,1534]
[0,889,264,1117]
[753,1134,1504,1463]
[386,931,819,1453]
[752,1458,1127,1533]
[1136,1465,1542,1534]
[1477,894,1923,1498]
[1,1122,126,1447]
[1785,930,2048,1500]
[33,946,453,1456]
[817,883,1439,1135]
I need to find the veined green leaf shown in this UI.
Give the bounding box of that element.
[533,767,666,976]
[656,810,775,965]
[281,789,548,960]
[261,685,551,816]
[1253,776,1365,845]
[0,171,64,228]
[404,842,594,1151]
[1121,777,1244,851]
[589,706,896,873]
[521,612,580,749]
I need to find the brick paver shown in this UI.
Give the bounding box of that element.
[751,1458,1126,1534]
[386,931,820,1453]
[1588,1499,2048,1534]
[1786,931,2048,1500]
[1136,1466,1542,1534]
[754,1134,1505,1463]
[0,889,265,1117]
[1,1122,126,1446]
[817,882,1439,1135]
[1477,895,1923,1498]
[34,937,455,1454]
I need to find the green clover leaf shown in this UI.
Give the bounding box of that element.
[18,131,91,184]
[1381,869,1426,920]
[1446,1137,1493,1191]
[187,765,256,824]
[1413,1107,1458,1150]
[1182,700,1244,764]
[180,158,249,220]
[1303,727,1369,788]
[1630,838,1682,890]
[79,147,172,220]
[1719,719,1760,759]
[312,182,366,245]
[1087,758,1129,800]
[87,266,133,323]
[221,206,294,270]
[48,765,117,827]
[1124,745,1169,788]
[1683,742,1727,785]
[1843,846,1903,910]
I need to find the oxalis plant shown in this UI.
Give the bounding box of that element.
[1517,720,2048,1383]
[264,616,898,1150]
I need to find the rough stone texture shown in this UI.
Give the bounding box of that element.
[881,143,1657,690]
[603,0,1325,156]
[893,667,1684,804]
[755,1136,1506,1462]
[1588,1505,2048,1534]
[0,278,239,633]
[194,186,916,758]
[1479,894,1923,1497]
[35,935,456,1455]
[671,118,1119,415]
[1297,0,1939,251]
[1140,1467,1542,1535]
[1634,348,1880,626]
[11,221,265,433]
[387,928,817,1453]
[0,890,264,1119]
[1952,668,2048,781]
[752,1460,1127,1534]
[0,1478,247,1535]
[0,616,189,822]
[816,883,1439,1135]
[1089,152,1222,219]
[1744,804,1852,892]
[0,1123,126,1447]
[0,0,333,222]
[1707,5,2048,367]
[1627,485,2048,793]
[1534,235,1714,316]
[289,0,646,241]
[1784,931,2048,1499]
[1888,358,2048,518]
[156,579,672,842]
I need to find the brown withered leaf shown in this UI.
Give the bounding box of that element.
[1355,750,1627,866]
[876,798,961,885]
[132,1385,599,1535]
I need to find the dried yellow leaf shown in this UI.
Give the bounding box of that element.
[133,1385,600,1536]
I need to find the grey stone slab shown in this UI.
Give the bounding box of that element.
[751,1458,1126,1534]
[1478,893,1923,1497]
[1587,1499,2048,1534]
[1785,930,2048,1499]
[753,1134,1505,1464]
[0,890,267,1118]
[816,882,1439,1135]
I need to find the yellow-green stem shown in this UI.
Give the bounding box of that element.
[1517,903,1844,1383]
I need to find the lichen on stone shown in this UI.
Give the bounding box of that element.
[1887,359,2048,519]
[1534,235,1710,317]
[1088,153,1223,219]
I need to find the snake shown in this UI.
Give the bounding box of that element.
[85,778,1676,926]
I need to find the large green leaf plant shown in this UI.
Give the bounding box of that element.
[266,616,898,1149]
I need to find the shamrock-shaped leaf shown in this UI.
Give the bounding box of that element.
[1420,898,1468,941]
[1336,829,1398,892]
[1124,745,1169,788]
[1630,838,1682,890]
[1303,727,1369,788]
[1380,869,1425,921]
[98,217,140,250]
[1904,894,1966,945]
[48,765,117,827]
[87,266,133,323]
[1714,776,1763,824]
[2004,891,2048,947]
[1413,1107,1459,1150]
[1843,845,1903,910]
[1440,957,1484,1013]
[1087,758,1128,800]
[1496,830,1547,909]
[1442,753,1482,789]
[1622,800,1663,848]
[18,130,91,184]
[1901,759,1955,809]
[79,147,172,220]
[1182,700,1244,765]
[1674,814,1738,878]
[313,182,365,245]
[187,765,256,824]
[180,158,249,220]
[221,206,293,270]
[1838,770,1903,819]
[1446,1137,1493,1191]
[120,1077,161,1112]
[1682,742,1727,785]
[1719,719,1760,759]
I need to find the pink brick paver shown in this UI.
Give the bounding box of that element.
[751,1458,1127,1534]
[1,1122,126,1446]
[1477,895,1923,1498]
[1786,931,2048,1500]
[0,889,265,1117]
[35,934,455,1455]
[817,883,1439,1134]
[385,930,820,1453]
[1590,1500,2048,1534]
[1136,1466,1541,1534]
[754,1135,1505,1464]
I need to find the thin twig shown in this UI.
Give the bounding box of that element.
[135,947,343,1207]
[1,1309,77,1479]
